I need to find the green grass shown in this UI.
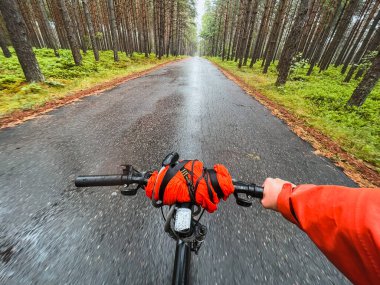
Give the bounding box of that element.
[0,48,183,117]
[208,57,380,172]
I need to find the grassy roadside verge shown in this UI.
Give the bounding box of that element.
[208,57,380,183]
[0,48,184,119]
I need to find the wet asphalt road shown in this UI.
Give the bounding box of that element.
[0,57,356,284]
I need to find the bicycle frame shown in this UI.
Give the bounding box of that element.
[172,240,191,285]
[165,203,205,285]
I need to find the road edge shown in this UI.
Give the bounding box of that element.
[0,58,187,129]
[210,61,379,188]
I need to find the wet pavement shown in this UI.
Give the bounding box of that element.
[0,57,355,284]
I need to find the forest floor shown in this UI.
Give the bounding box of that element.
[0,48,184,127]
[208,57,380,186]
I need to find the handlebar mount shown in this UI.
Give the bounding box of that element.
[120,165,151,196]
[74,165,151,195]
[233,180,264,207]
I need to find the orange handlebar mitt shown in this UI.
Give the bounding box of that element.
[145,160,234,213]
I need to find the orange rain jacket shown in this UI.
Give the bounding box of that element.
[277,184,380,284]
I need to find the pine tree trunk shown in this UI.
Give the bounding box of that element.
[243,0,258,66]
[347,49,380,107]
[233,0,246,61]
[0,0,44,81]
[354,67,365,79]
[158,0,165,59]
[108,0,119,61]
[298,0,318,54]
[276,0,309,86]
[334,0,371,67]
[301,10,321,59]
[263,0,288,74]
[17,0,41,48]
[299,1,336,60]
[273,0,293,62]
[226,0,240,61]
[237,0,253,68]
[260,0,277,66]
[35,0,60,57]
[306,0,339,75]
[341,3,380,75]
[344,21,380,82]
[249,0,272,67]
[144,0,151,54]
[166,0,174,57]
[71,0,87,54]
[221,0,230,61]
[57,0,82,65]
[82,0,99,61]
[47,0,68,49]
[319,0,359,71]
[0,27,11,57]
[130,1,139,52]
[210,5,220,56]
[214,5,224,57]
[92,1,104,50]
[141,0,149,57]
[122,4,133,55]
[174,1,180,56]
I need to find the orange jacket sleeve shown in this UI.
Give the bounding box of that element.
[277,184,380,285]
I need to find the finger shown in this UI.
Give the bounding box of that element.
[263,177,273,186]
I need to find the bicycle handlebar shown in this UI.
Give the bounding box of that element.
[75,164,264,205]
[75,175,130,187]
[233,180,263,199]
[74,175,263,195]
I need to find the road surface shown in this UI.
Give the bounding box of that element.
[0,58,355,284]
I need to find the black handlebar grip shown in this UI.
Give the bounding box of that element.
[254,185,264,199]
[233,181,264,199]
[75,175,127,187]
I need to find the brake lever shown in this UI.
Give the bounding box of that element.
[119,164,146,196]
[234,193,252,207]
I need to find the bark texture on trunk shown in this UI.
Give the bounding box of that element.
[35,0,59,57]
[243,0,258,66]
[276,0,309,86]
[237,0,253,68]
[57,0,82,65]
[0,0,44,81]
[347,49,380,107]
[319,0,359,71]
[0,27,12,57]
[82,0,99,61]
[108,0,119,61]
[341,3,380,75]
[250,0,271,67]
[344,24,380,83]
[263,0,288,74]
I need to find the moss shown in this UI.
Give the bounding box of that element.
[208,57,380,171]
[0,48,184,117]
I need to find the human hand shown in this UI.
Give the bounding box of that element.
[261,178,295,211]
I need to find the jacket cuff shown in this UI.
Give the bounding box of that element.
[277,183,299,225]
